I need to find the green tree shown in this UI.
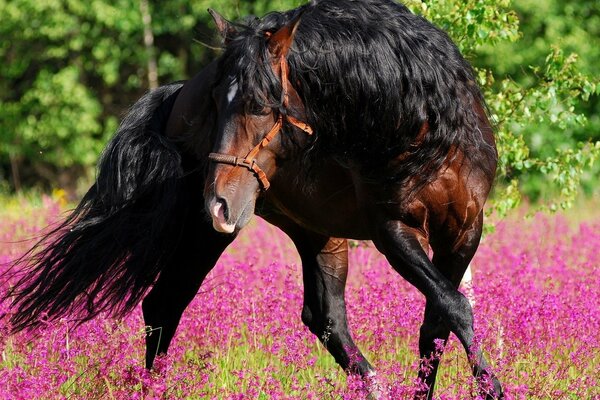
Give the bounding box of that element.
[0,0,143,192]
[475,0,600,203]
[0,0,598,214]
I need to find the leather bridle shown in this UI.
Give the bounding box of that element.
[208,55,313,191]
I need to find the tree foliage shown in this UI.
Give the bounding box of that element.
[0,0,598,213]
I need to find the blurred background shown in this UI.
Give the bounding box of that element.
[0,0,598,214]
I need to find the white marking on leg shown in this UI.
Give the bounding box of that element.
[366,369,388,400]
[460,264,475,307]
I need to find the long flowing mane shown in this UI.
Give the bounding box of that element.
[220,0,496,190]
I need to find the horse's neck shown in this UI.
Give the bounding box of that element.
[165,62,219,158]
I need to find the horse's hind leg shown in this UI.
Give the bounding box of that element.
[142,203,234,369]
[416,215,494,399]
[373,218,503,399]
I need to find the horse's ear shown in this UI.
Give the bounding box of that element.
[267,12,303,59]
[208,9,237,44]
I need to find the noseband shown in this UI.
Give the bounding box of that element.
[208,54,313,191]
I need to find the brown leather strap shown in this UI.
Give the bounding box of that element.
[286,114,313,135]
[208,153,271,190]
[249,161,270,190]
[243,115,283,163]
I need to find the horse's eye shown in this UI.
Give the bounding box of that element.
[246,102,268,115]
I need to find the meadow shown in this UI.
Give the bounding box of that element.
[0,196,599,399]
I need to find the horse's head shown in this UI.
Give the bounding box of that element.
[205,11,312,234]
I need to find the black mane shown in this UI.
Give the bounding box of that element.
[221,0,496,190]
[216,11,298,110]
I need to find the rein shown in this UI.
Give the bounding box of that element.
[208,55,313,191]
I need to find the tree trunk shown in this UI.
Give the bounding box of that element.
[9,153,21,193]
[139,0,158,89]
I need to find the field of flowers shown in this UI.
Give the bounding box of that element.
[1,196,599,399]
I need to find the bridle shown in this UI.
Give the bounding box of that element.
[208,53,313,191]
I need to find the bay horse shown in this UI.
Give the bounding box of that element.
[1,1,503,399]
[205,0,501,398]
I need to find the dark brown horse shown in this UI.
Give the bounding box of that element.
[2,1,503,399]
[204,1,501,399]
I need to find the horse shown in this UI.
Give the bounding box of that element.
[204,0,502,398]
[0,1,503,399]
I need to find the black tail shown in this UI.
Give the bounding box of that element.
[2,81,187,332]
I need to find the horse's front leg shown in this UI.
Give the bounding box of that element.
[298,235,385,397]
[271,217,377,385]
[142,187,235,369]
[300,237,373,372]
[373,219,503,399]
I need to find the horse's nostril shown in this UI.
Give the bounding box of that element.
[210,197,236,234]
[216,198,229,220]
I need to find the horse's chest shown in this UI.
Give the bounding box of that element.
[259,167,371,239]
